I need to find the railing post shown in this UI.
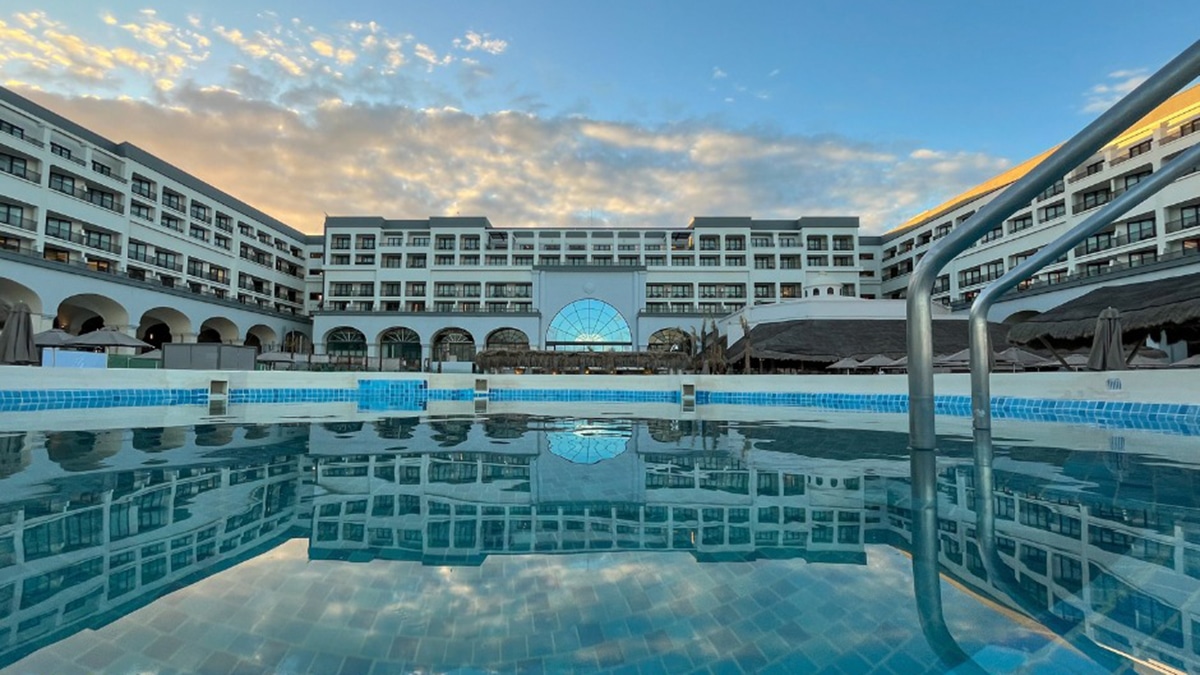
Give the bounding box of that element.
[906,39,1200,454]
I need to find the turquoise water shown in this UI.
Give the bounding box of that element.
[0,412,1194,673]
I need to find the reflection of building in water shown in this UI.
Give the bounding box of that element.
[884,459,1200,674]
[308,418,874,565]
[0,454,308,666]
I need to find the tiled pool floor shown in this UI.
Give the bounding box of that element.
[7,540,1096,675]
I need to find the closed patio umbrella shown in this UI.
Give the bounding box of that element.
[0,301,37,365]
[1086,307,1124,371]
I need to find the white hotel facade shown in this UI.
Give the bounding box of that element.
[1,84,1199,365]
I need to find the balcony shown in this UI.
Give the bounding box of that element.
[0,163,40,184]
[0,210,37,232]
[1,125,43,148]
[131,184,157,201]
[1073,228,1156,257]
[45,227,123,255]
[128,250,183,272]
[1165,215,1200,235]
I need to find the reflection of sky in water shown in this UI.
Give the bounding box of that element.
[546,420,631,464]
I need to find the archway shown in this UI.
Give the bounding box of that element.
[57,294,129,335]
[325,326,367,356]
[138,307,191,347]
[246,324,278,351]
[378,327,421,361]
[432,327,475,362]
[0,277,43,317]
[282,330,311,354]
[648,328,692,353]
[199,317,239,343]
[486,327,530,351]
[546,298,632,351]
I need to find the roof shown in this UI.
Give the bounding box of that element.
[1007,271,1200,346]
[887,83,1200,238]
[726,318,1011,363]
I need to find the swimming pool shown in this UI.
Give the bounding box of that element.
[0,407,1196,673]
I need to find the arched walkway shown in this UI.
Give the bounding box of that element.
[139,307,192,346]
[378,326,421,361]
[325,326,367,356]
[246,324,278,351]
[0,278,43,316]
[648,328,692,353]
[282,329,311,354]
[200,317,239,343]
[432,327,476,362]
[546,298,632,351]
[57,294,130,334]
[486,327,530,350]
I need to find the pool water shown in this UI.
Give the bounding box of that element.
[0,411,1195,673]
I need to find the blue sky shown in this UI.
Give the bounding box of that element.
[2,1,1197,234]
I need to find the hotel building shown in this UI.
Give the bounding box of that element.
[1,84,1199,364]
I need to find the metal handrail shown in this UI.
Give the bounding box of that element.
[906,40,1200,454]
[966,141,1200,433]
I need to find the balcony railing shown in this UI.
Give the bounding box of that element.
[45,227,123,254]
[1,126,43,148]
[1165,215,1200,234]
[128,250,183,272]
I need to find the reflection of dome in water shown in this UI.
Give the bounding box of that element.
[547,421,631,464]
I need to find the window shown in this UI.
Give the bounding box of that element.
[91,160,112,176]
[50,142,72,159]
[132,176,155,199]
[1127,139,1151,158]
[45,216,72,239]
[49,172,75,194]
[1008,214,1033,233]
[190,202,211,223]
[162,190,184,212]
[0,119,24,139]
[1084,160,1103,176]
[806,236,828,250]
[330,235,351,250]
[0,153,29,179]
[131,202,153,221]
[1037,179,1065,200]
[1040,202,1066,222]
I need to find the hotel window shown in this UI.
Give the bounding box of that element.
[1008,214,1033,233]
[699,236,720,250]
[1084,160,1103,176]
[806,255,827,267]
[215,213,232,231]
[0,120,24,139]
[806,236,828,250]
[356,235,375,249]
[724,255,745,266]
[753,255,775,269]
[833,255,854,267]
[751,236,772,248]
[980,225,1003,244]
[45,216,72,239]
[330,254,349,265]
[214,235,230,250]
[780,284,799,298]
[91,160,112,177]
[330,235,350,249]
[780,236,798,247]
[131,202,153,221]
[670,256,693,266]
[435,255,454,265]
[49,172,75,194]
[1079,187,1111,211]
[1127,139,1151,158]
[460,255,480,265]
[162,190,184,212]
[833,235,855,251]
[1123,170,1151,190]
[1037,179,1064,200]
[189,224,208,242]
[190,202,211,223]
[0,203,24,228]
[514,255,533,265]
[383,235,403,246]
[486,255,507,266]
[1039,202,1066,222]
[1128,249,1157,267]
[50,142,72,159]
[753,283,775,298]
[1125,217,1155,242]
[1182,118,1200,137]
[382,254,402,268]
[935,222,952,238]
[355,254,376,265]
[0,153,28,179]
[89,188,117,211]
[187,259,205,277]
[132,176,155,199]
[725,236,745,250]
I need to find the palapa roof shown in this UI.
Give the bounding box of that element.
[726,319,1010,364]
[1007,272,1200,346]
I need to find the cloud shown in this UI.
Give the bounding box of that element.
[413,42,453,69]
[1082,68,1149,114]
[712,67,727,80]
[452,30,507,55]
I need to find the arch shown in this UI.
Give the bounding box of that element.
[325,326,367,356]
[1003,310,1041,326]
[0,277,43,316]
[432,327,476,362]
[378,326,421,360]
[486,327,530,351]
[282,330,311,354]
[546,298,632,351]
[246,324,278,351]
[139,306,191,343]
[56,294,129,334]
[199,317,239,343]
[648,328,692,353]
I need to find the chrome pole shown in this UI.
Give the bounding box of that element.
[968,141,1200,433]
[907,40,1200,454]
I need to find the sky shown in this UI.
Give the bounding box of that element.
[1,1,1198,235]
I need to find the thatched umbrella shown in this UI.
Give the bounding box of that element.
[1127,354,1168,369]
[1034,353,1089,370]
[993,346,1044,371]
[1086,307,1124,371]
[855,354,896,371]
